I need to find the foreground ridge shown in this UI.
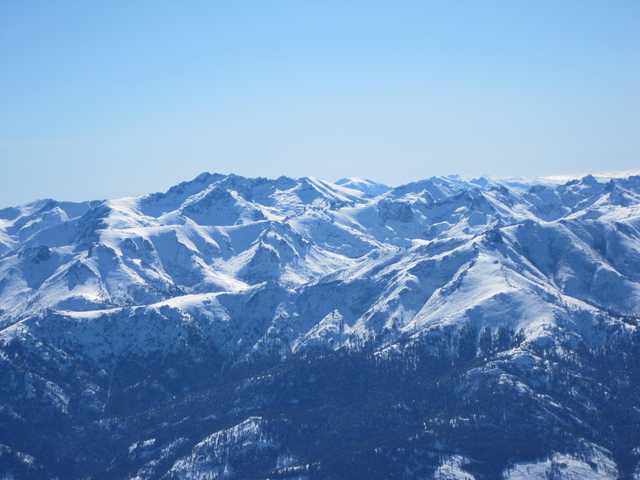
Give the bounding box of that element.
[1,172,640,479]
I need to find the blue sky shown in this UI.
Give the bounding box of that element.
[1,1,639,205]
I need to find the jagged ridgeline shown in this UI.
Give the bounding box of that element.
[1,173,640,479]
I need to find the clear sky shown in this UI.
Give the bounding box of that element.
[1,1,639,205]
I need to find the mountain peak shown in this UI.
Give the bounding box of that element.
[2,170,640,479]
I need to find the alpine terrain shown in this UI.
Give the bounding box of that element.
[1,171,640,479]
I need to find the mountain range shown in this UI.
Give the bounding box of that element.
[1,171,640,479]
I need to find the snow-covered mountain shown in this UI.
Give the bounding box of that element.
[1,172,640,479]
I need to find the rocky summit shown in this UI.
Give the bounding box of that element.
[1,172,640,479]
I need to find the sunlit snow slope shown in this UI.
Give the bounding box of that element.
[1,172,640,479]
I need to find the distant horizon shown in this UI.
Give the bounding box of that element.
[4,167,640,209]
[2,2,638,205]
